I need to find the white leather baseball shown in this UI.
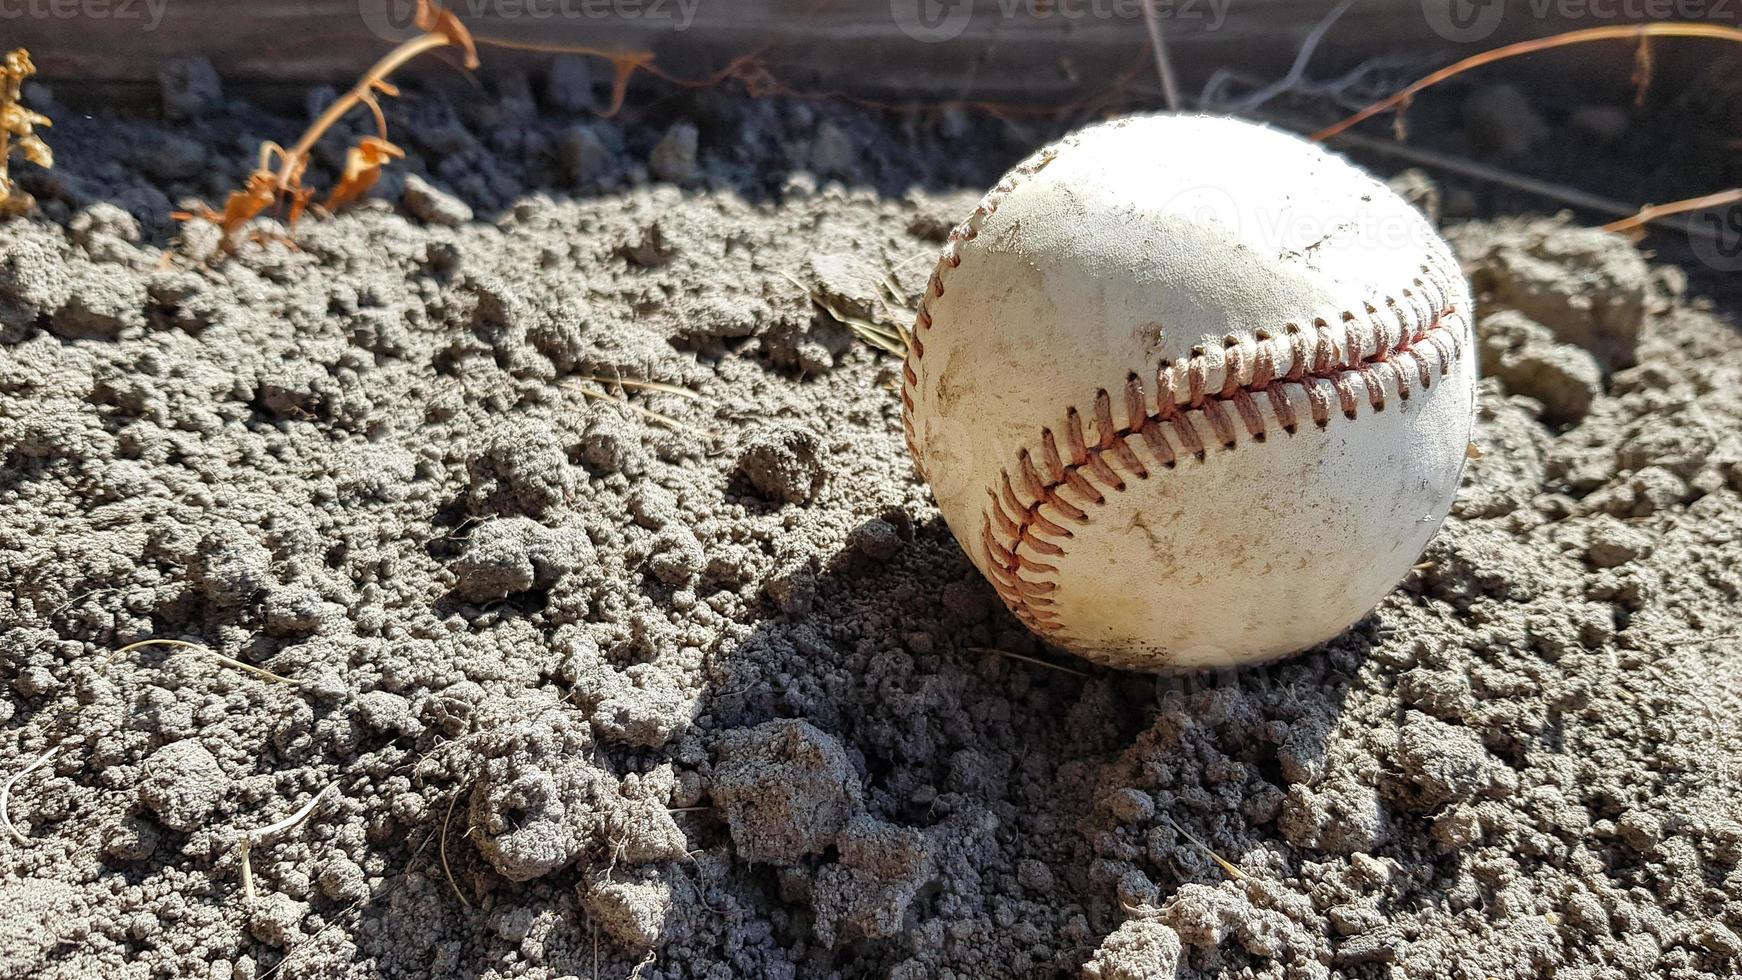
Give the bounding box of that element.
[901,114,1477,672]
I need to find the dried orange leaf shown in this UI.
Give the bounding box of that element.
[418,0,480,69]
[325,137,405,211]
[17,134,50,168]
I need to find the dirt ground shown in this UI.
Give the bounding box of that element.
[2,58,1741,980]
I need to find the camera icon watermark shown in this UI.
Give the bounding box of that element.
[1690,203,1742,273]
[890,0,974,43]
[1420,0,1505,43]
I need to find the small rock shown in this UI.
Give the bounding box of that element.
[1584,515,1653,568]
[1395,711,1501,806]
[70,202,142,247]
[158,57,223,121]
[449,517,594,602]
[1697,923,1742,957]
[1106,788,1155,825]
[646,526,703,586]
[543,56,595,113]
[1617,406,1718,477]
[246,893,307,948]
[807,252,885,321]
[712,719,861,864]
[559,125,613,185]
[1462,84,1548,160]
[1083,919,1183,980]
[1616,808,1662,850]
[1456,218,1649,369]
[735,422,829,505]
[809,122,856,177]
[352,690,418,736]
[139,741,229,832]
[1478,310,1602,425]
[402,174,473,226]
[102,816,161,863]
[0,238,71,338]
[649,123,699,183]
[579,407,648,476]
[582,663,690,749]
[465,419,575,516]
[850,519,903,561]
[138,133,209,181]
[582,865,672,950]
[49,262,147,340]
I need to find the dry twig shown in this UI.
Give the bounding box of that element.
[175,0,477,246]
[1313,23,1742,142]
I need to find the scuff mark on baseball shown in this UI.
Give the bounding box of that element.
[901,114,1479,672]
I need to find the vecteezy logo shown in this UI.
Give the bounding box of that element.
[890,0,973,43]
[1691,204,1742,273]
[1160,183,1245,241]
[357,0,425,44]
[1420,0,1504,43]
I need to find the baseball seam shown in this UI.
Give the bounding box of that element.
[975,292,1467,643]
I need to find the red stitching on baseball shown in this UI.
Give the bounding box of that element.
[970,301,1466,642]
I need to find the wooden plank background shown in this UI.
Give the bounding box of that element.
[4,0,1722,106]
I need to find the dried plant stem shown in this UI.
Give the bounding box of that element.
[239,784,334,900]
[1604,188,1742,236]
[2,745,60,844]
[179,1,477,243]
[968,647,1088,678]
[265,21,467,207]
[1164,814,1246,880]
[1312,23,1742,142]
[576,376,704,402]
[569,382,721,440]
[439,789,472,909]
[113,638,298,686]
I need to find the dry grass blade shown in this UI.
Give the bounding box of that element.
[238,784,334,900]
[440,789,472,909]
[968,647,1089,678]
[1163,814,1246,880]
[575,375,704,402]
[0,48,52,217]
[567,381,721,440]
[113,638,298,686]
[2,745,60,844]
[778,271,910,357]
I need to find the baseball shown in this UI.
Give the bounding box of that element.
[902,114,1478,671]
